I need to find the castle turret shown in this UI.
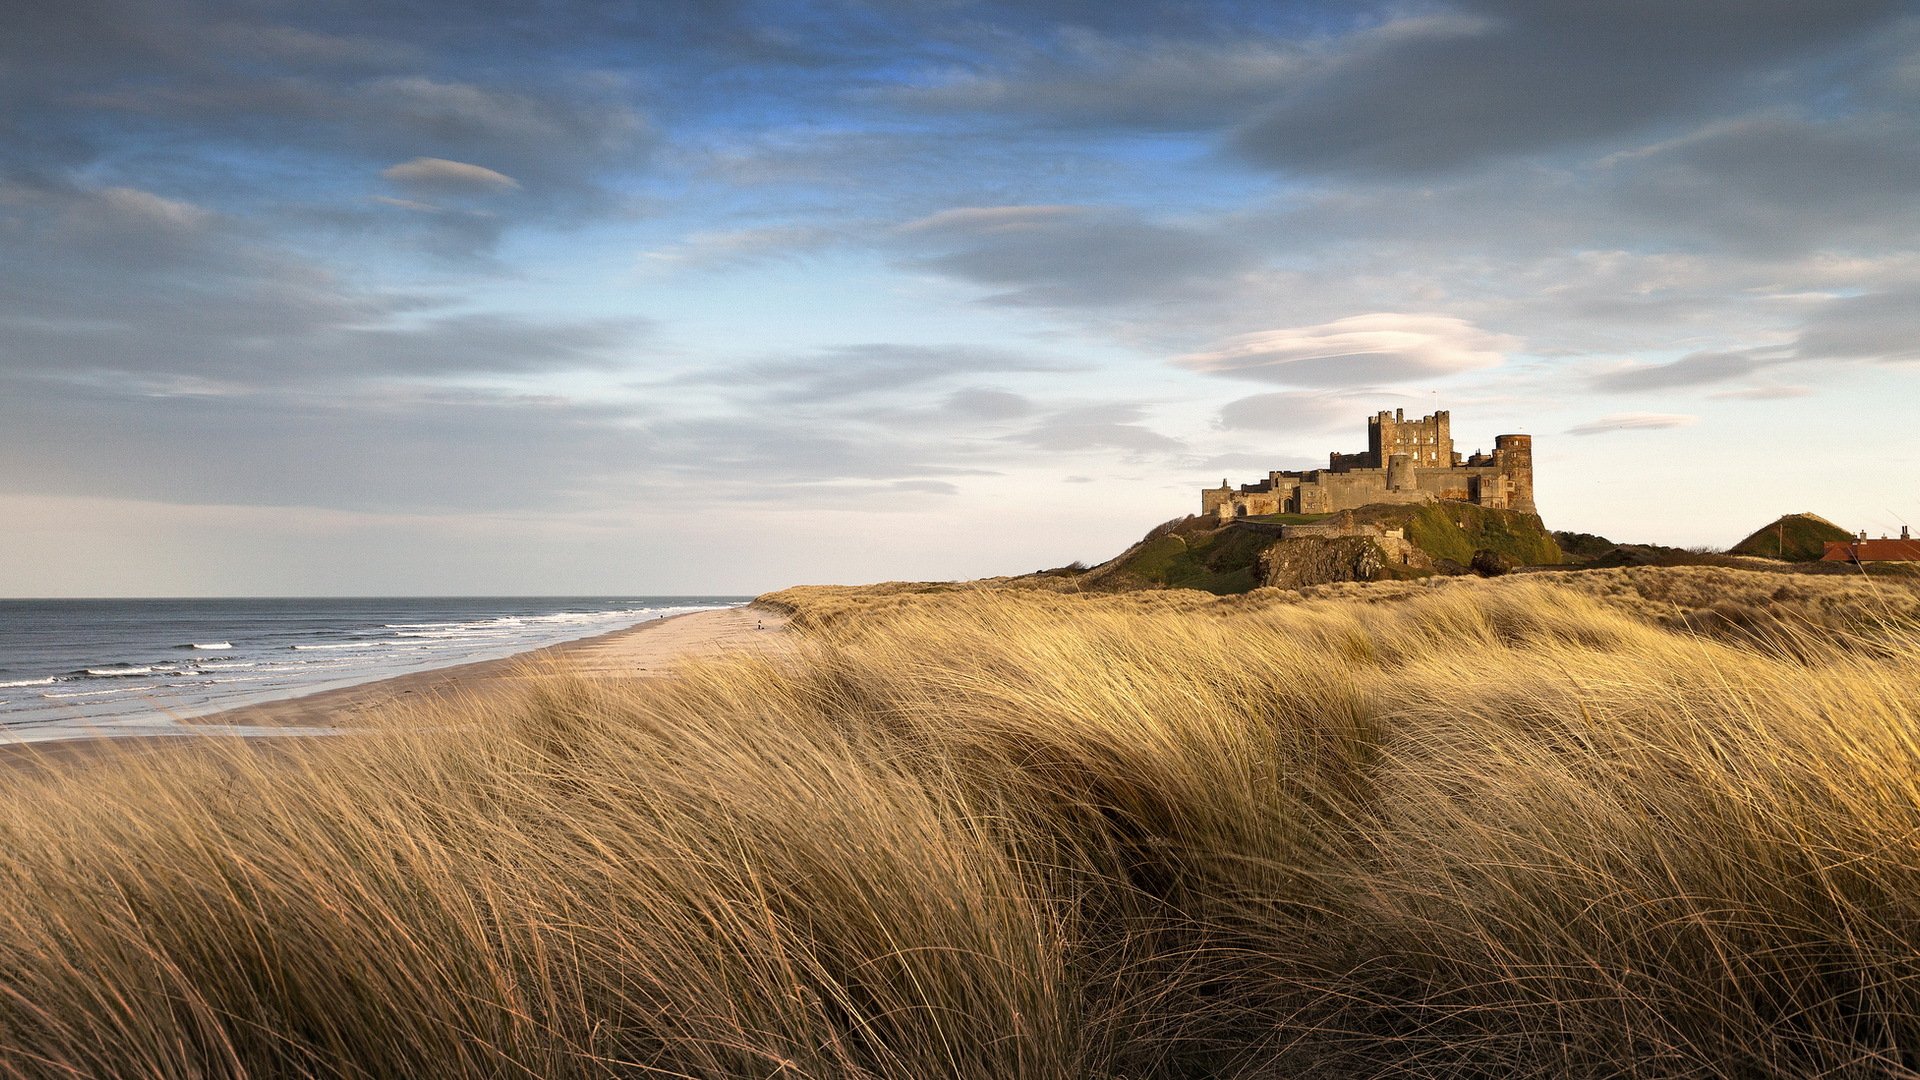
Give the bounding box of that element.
[1493,434,1535,514]
[1200,479,1235,517]
[1387,452,1415,492]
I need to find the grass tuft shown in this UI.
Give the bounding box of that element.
[4,567,1920,1075]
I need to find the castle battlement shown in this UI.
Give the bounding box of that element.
[1203,409,1535,520]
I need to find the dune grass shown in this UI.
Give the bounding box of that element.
[3,568,1920,1076]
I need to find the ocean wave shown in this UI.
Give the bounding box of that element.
[194,660,256,671]
[290,641,402,651]
[83,666,154,677]
[180,642,234,651]
[44,687,137,699]
[0,678,56,689]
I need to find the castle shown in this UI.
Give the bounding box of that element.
[1202,409,1535,520]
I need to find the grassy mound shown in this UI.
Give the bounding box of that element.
[1078,515,1271,593]
[8,571,1920,1075]
[1395,501,1562,567]
[1731,512,1852,561]
[1086,502,1560,593]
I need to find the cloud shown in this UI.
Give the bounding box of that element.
[898,205,1082,234]
[887,479,960,496]
[1603,113,1920,253]
[340,314,647,376]
[381,156,520,193]
[368,194,445,213]
[1181,314,1516,387]
[640,225,840,271]
[1216,390,1371,433]
[0,4,652,235]
[943,388,1034,421]
[1791,289,1920,363]
[0,374,657,514]
[0,181,648,385]
[878,3,1904,179]
[899,203,1256,308]
[1005,403,1183,454]
[1590,349,1782,392]
[208,24,421,71]
[1567,412,1698,436]
[1229,1,1903,176]
[1710,384,1813,400]
[897,32,1312,131]
[679,343,1071,405]
[360,77,647,190]
[94,186,210,230]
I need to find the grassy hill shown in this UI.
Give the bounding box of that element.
[1082,501,1561,593]
[1395,502,1563,567]
[1078,516,1271,594]
[1729,512,1851,561]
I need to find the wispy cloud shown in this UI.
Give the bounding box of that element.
[1589,349,1784,392]
[640,225,841,270]
[1567,413,1699,436]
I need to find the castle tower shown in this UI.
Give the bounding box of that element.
[1369,408,1453,468]
[1200,479,1235,517]
[1387,452,1415,492]
[1493,434,1535,514]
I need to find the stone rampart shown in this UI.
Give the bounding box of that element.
[1203,408,1536,518]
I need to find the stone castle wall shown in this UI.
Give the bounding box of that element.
[1205,410,1535,520]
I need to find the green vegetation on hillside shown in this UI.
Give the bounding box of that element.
[1730,512,1851,561]
[1090,502,1560,593]
[1105,519,1268,593]
[1552,530,1619,559]
[1399,502,1563,567]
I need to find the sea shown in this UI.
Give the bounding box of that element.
[0,596,748,744]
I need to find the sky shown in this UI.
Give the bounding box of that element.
[3,0,1918,596]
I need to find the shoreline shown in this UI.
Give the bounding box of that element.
[2,604,788,770]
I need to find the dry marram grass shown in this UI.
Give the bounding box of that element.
[3,567,1920,1076]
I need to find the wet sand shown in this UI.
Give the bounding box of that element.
[1,605,789,771]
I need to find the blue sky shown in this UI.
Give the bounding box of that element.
[3,0,1917,595]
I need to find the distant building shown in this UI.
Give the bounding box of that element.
[1821,527,1920,563]
[1202,409,1536,521]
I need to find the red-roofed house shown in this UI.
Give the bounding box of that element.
[1821,527,1920,562]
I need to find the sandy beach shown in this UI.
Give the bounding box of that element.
[2,605,789,771]
[183,603,790,728]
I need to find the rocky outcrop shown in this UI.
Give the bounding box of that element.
[1259,537,1391,589]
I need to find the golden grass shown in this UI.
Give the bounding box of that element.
[4,567,1920,1076]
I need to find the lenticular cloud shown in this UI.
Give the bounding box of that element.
[1180,313,1516,387]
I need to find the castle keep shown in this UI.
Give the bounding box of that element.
[1202,409,1535,520]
